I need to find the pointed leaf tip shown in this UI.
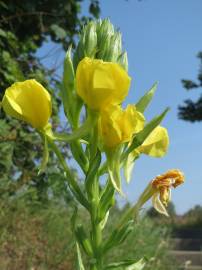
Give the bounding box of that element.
[136,82,158,113]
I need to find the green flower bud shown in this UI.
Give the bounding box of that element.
[84,21,97,57]
[73,18,127,68]
[96,18,114,46]
[73,22,97,69]
[118,51,128,71]
[103,32,122,62]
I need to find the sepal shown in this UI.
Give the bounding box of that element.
[123,150,139,183]
[106,146,123,194]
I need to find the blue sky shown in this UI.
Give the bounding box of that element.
[37,0,202,214]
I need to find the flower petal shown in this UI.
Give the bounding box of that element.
[76,57,131,110]
[138,126,169,157]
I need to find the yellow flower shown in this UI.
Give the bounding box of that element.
[76,57,131,110]
[2,79,51,129]
[138,126,169,157]
[152,169,184,216]
[99,104,145,148]
[124,126,169,183]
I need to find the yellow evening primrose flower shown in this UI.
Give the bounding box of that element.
[138,126,169,157]
[99,104,145,148]
[2,79,51,129]
[76,57,131,111]
[152,169,184,216]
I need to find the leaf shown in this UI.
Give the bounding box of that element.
[98,181,114,221]
[136,82,158,113]
[105,258,146,269]
[103,220,134,253]
[106,146,123,194]
[124,108,169,158]
[75,225,93,256]
[85,150,101,197]
[125,258,146,270]
[76,243,85,270]
[100,210,109,230]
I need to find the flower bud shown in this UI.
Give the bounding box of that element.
[103,32,122,62]
[118,52,128,72]
[76,57,131,111]
[73,21,97,69]
[2,79,51,129]
[96,18,114,47]
[84,21,97,57]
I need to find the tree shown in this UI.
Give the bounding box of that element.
[178,52,202,122]
[0,0,100,202]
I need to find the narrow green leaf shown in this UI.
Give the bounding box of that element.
[106,146,123,194]
[105,258,146,269]
[136,82,158,113]
[98,180,115,221]
[85,150,101,197]
[75,225,93,256]
[76,243,85,270]
[126,258,146,270]
[103,220,134,253]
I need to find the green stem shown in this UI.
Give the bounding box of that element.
[88,126,103,270]
[89,176,103,269]
[48,138,90,211]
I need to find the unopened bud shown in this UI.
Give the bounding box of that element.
[84,21,97,57]
[118,52,128,71]
[97,18,114,46]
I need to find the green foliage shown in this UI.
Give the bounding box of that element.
[0,198,177,270]
[0,197,75,270]
[0,0,100,201]
[178,52,202,122]
[104,207,178,270]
